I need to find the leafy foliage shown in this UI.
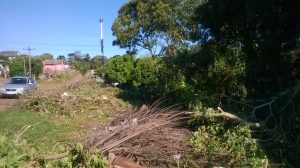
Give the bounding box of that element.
[161,43,247,108]
[132,57,157,87]
[90,55,107,76]
[57,55,66,61]
[0,136,34,167]
[36,53,54,61]
[72,60,91,75]
[104,45,246,108]
[108,0,299,166]
[22,80,131,118]
[9,56,43,77]
[8,57,25,76]
[190,120,265,167]
[104,54,135,84]
[31,58,43,78]
[45,143,108,168]
[112,0,199,56]
[193,0,300,97]
[67,51,94,75]
[0,135,108,168]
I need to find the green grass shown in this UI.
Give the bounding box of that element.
[0,109,109,167]
[0,109,77,153]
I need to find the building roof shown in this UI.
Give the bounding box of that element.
[0,50,19,57]
[43,60,64,65]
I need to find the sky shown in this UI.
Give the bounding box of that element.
[0,0,128,58]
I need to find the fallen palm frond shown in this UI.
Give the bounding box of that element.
[84,102,193,167]
[93,102,184,152]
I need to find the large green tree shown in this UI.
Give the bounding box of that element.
[57,55,66,62]
[9,57,24,76]
[194,0,300,96]
[192,1,300,166]
[112,0,199,57]
[9,56,42,77]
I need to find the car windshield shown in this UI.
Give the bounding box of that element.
[9,78,27,84]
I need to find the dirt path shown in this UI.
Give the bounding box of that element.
[0,98,21,111]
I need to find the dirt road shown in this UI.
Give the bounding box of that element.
[0,78,21,111]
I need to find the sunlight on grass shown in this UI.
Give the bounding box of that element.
[0,109,77,153]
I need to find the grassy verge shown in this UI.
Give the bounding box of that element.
[0,109,76,153]
[0,108,108,167]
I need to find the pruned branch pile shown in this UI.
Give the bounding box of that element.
[84,103,196,167]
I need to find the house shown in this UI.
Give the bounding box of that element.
[0,50,19,60]
[43,60,69,72]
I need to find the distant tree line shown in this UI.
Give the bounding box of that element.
[67,51,107,75]
[5,51,107,78]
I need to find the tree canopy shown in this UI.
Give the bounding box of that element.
[37,53,54,61]
[194,0,300,95]
[9,56,42,77]
[112,0,199,57]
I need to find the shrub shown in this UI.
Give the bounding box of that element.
[0,136,108,168]
[190,121,265,167]
[105,54,135,84]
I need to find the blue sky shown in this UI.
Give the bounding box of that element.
[0,0,128,58]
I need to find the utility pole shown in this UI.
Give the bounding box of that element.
[99,18,104,56]
[23,57,26,76]
[23,47,35,77]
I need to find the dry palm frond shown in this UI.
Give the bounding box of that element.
[89,102,184,153]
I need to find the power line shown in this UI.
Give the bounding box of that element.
[23,47,35,77]
[0,41,100,47]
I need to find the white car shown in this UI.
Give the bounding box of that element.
[0,76,37,98]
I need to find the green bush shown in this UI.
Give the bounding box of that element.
[105,54,135,84]
[132,57,157,88]
[190,121,265,167]
[52,143,108,168]
[103,45,247,109]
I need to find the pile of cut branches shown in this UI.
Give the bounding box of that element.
[84,103,199,167]
[22,76,131,117]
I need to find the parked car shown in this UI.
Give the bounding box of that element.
[0,76,37,98]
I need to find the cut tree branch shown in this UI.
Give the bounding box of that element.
[43,152,69,160]
[185,107,260,128]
